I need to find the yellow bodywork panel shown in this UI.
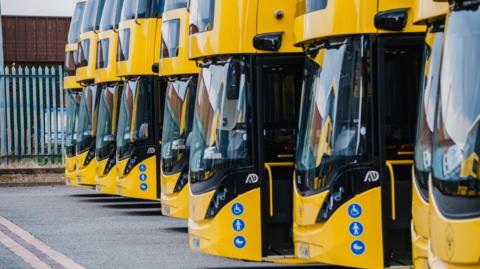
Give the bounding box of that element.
[189,188,263,261]
[160,168,189,219]
[76,31,98,82]
[293,0,425,46]
[95,30,121,84]
[294,187,384,269]
[95,158,118,195]
[116,18,161,77]
[116,155,158,200]
[293,1,377,45]
[293,182,329,226]
[64,43,82,90]
[411,169,429,269]
[413,0,448,25]
[429,186,480,267]
[189,0,301,60]
[76,150,97,186]
[65,154,80,186]
[158,8,198,77]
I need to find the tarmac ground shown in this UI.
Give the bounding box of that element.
[0,185,334,269]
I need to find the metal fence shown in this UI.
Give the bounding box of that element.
[0,65,65,167]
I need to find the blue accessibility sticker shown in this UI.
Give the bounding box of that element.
[139,173,147,181]
[349,221,364,237]
[140,183,148,191]
[231,203,244,216]
[348,203,362,218]
[139,164,147,172]
[232,219,245,232]
[233,236,246,249]
[350,240,366,255]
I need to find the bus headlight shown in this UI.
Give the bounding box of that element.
[173,172,188,193]
[104,157,116,175]
[205,186,231,219]
[83,149,95,167]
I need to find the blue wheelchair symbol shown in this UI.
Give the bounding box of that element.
[139,164,147,172]
[232,219,245,232]
[140,183,148,191]
[349,222,363,236]
[231,203,244,216]
[348,203,362,218]
[139,173,147,181]
[233,236,246,249]
[350,240,366,255]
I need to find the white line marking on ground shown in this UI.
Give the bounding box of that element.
[0,217,85,269]
[0,230,51,269]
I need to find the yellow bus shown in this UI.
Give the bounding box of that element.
[75,0,106,187]
[94,0,125,195]
[292,1,425,267]
[411,0,448,267]
[115,0,165,200]
[64,0,87,187]
[187,0,306,262]
[158,0,198,218]
[428,0,480,267]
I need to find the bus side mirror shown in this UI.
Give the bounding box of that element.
[253,32,283,51]
[374,8,408,31]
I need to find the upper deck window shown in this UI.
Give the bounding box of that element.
[306,0,327,13]
[189,0,214,34]
[163,0,187,12]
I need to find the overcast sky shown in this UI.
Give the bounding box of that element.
[1,0,77,17]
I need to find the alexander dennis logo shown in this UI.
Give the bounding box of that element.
[245,173,259,184]
[364,170,379,182]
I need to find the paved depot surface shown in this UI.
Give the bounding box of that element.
[0,186,330,269]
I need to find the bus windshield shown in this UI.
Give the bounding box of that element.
[66,91,82,150]
[161,77,197,173]
[432,7,480,199]
[120,0,163,21]
[96,84,122,159]
[295,36,369,194]
[189,57,248,183]
[414,28,443,200]
[99,0,124,31]
[68,1,86,43]
[116,78,154,158]
[77,85,101,153]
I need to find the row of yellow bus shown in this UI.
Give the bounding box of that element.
[63,0,480,267]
